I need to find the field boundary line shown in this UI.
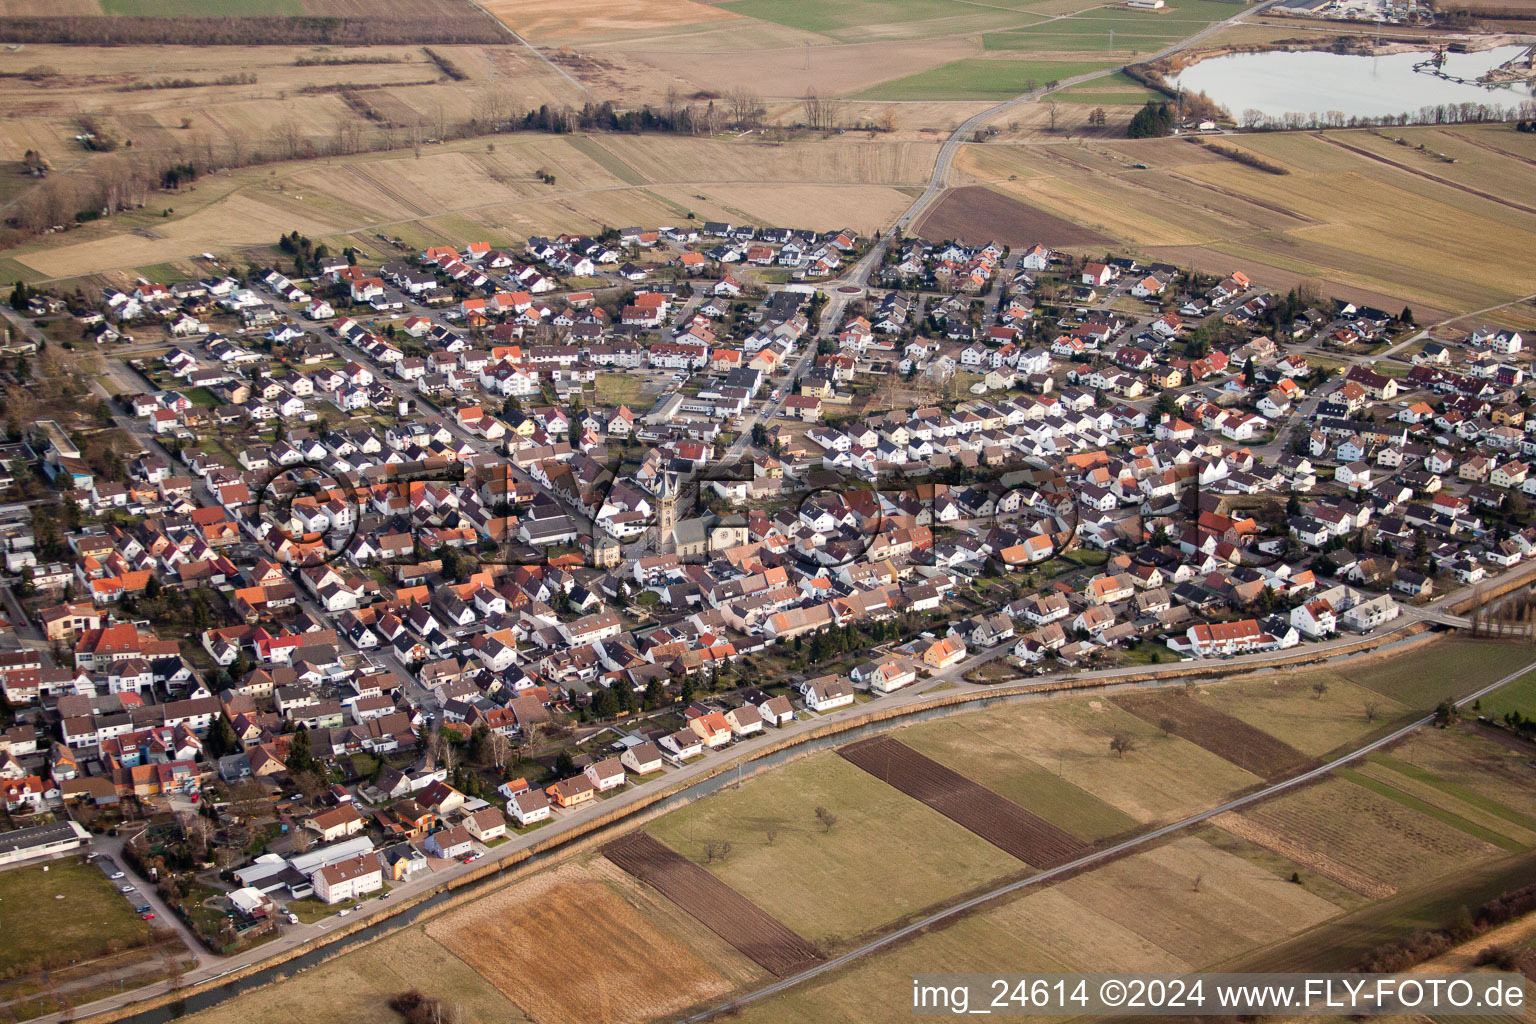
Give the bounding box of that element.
[459,0,592,95]
[677,657,1536,1023]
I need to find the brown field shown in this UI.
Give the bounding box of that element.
[1212,811,1398,898]
[733,836,1345,1024]
[425,857,764,1024]
[6,132,938,279]
[480,0,744,45]
[182,926,530,1024]
[1243,777,1502,887]
[604,832,823,977]
[1389,727,1536,824]
[916,183,1113,248]
[1112,690,1312,780]
[839,736,1089,868]
[0,42,577,184]
[625,35,979,100]
[953,125,1536,317]
[1190,672,1411,757]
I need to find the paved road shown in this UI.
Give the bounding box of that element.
[680,653,1536,1023]
[888,0,1288,238]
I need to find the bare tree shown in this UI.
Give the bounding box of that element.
[765,829,778,846]
[814,805,838,832]
[291,828,316,853]
[1312,679,1329,700]
[1363,699,1381,722]
[803,88,845,131]
[1109,734,1137,758]
[1044,98,1058,132]
[725,88,764,129]
[704,840,732,863]
[1158,716,1177,737]
[487,729,511,771]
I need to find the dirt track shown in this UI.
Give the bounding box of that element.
[839,736,1088,868]
[603,833,823,977]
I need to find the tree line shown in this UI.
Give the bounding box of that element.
[1,84,781,243]
[0,14,505,46]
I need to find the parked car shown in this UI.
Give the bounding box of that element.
[140,912,155,920]
[337,908,351,917]
[109,871,125,880]
[119,885,135,893]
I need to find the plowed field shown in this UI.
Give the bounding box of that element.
[838,736,1088,868]
[604,832,822,977]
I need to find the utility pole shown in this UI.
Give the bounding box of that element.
[1108,28,1114,56]
[805,40,811,71]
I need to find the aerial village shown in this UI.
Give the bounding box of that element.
[1,216,1533,956]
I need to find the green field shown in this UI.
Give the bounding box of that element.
[720,0,1037,38]
[1340,640,1536,709]
[1476,667,1536,721]
[101,0,303,12]
[983,0,1243,50]
[646,753,1024,948]
[0,858,153,975]
[859,58,1118,101]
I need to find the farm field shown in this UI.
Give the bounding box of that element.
[717,0,1040,42]
[0,41,581,243]
[645,752,1023,946]
[731,836,1347,1024]
[734,723,1533,1024]
[916,185,1113,248]
[893,696,1261,824]
[859,58,1119,101]
[983,0,1246,52]
[180,926,526,1024]
[953,125,1536,317]
[1474,667,1536,721]
[1111,689,1311,779]
[1189,671,1414,756]
[1387,726,1536,823]
[1239,776,1502,889]
[425,856,766,1024]
[478,0,746,46]
[0,857,154,976]
[839,736,1089,867]
[892,714,1140,841]
[3,133,939,281]
[1336,638,1536,708]
[603,832,822,977]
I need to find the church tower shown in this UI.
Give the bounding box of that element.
[656,472,677,550]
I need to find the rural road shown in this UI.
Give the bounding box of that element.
[890,0,1289,237]
[679,656,1536,1023]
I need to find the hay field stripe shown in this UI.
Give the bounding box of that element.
[1334,769,1527,852]
[1365,753,1536,833]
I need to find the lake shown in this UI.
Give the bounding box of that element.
[1169,45,1534,121]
